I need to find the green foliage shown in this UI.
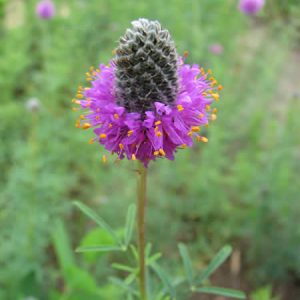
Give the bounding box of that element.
[0,0,299,299]
[250,286,280,300]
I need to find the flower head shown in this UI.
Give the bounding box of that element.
[238,0,265,15]
[73,19,221,166]
[36,0,55,19]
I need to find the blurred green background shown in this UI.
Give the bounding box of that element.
[1,0,300,299]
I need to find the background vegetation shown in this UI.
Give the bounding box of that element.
[0,0,300,299]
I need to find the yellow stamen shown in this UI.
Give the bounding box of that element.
[154,151,159,156]
[206,105,211,111]
[201,136,208,143]
[72,107,78,112]
[119,143,124,150]
[99,133,107,139]
[114,113,119,120]
[159,149,166,156]
[218,85,223,91]
[72,99,80,104]
[80,115,85,120]
[132,154,136,161]
[85,72,90,77]
[212,108,217,113]
[102,155,107,163]
[89,66,94,72]
[199,113,204,118]
[188,131,193,137]
[95,116,100,121]
[209,77,215,82]
[177,104,184,112]
[181,144,187,149]
[207,69,212,74]
[210,80,218,86]
[127,130,133,137]
[154,126,159,132]
[156,131,162,137]
[202,92,208,96]
[183,50,189,58]
[155,120,161,126]
[75,121,80,128]
[211,93,220,101]
[191,126,200,132]
[109,123,113,128]
[82,123,91,130]
[88,138,94,144]
[210,114,217,121]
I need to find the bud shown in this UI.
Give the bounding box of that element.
[238,0,265,16]
[36,0,55,20]
[114,19,178,113]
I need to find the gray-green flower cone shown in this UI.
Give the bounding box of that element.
[114,18,179,113]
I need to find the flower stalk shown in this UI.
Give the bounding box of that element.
[137,161,147,300]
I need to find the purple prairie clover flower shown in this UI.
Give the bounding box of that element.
[239,0,265,15]
[73,19,222,166]
[209,43,224,55]
[36,0,55,19]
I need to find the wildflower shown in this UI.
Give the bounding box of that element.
[209,43,224,55]
[36,0,55,19]
[238,0,265,15]
[25,98,40,112]
[73,19,221,166]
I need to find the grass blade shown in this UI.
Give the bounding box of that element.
[124,204,136,246]
[109,277,138,295]
[75,245,122,252]
[178,243,194,286]
[194,287,246,299]
[196,245,232,285]
[74,201,120,244]
[112,263,136,273]
[151,262,175,298]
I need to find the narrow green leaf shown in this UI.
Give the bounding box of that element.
[112,263,136,273]
[124,204,136,246]
[109,277,138,295]
[147,252,162,266]
[196,245,232,284]
[151,262,175,298]
[52,220,75,271]
[130,245,139,260]
[75,245,122,252]
[194,287,246,299]
[178,243,194,285]
[73,201,120,244]
[127,293,134,300]
[145,243,152,258]
[124,269,139,285]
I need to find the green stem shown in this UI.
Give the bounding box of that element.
[137,161,147,300]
